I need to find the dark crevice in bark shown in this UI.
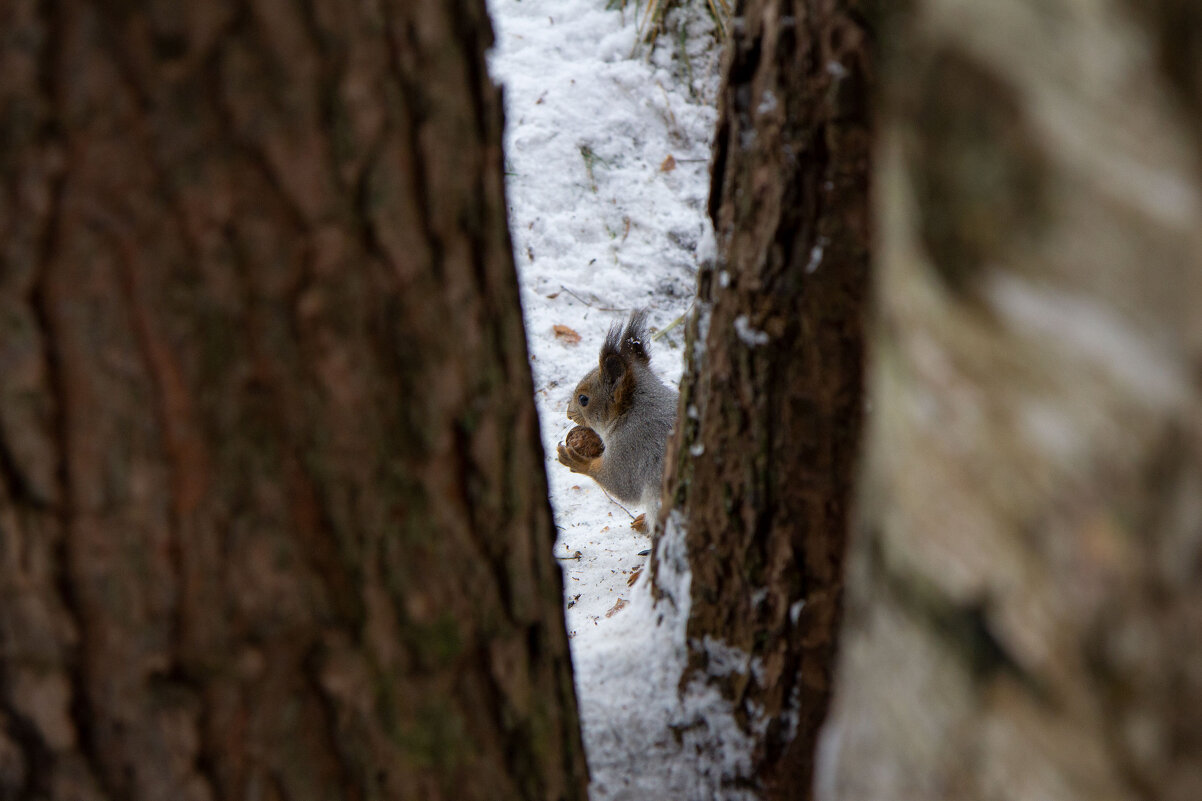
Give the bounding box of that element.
[95,15,226,279]
[378,5,446,285]
[0,438,46,511]
[211,10,316,237]
[94,203,216,797]
[1130,0,1202,136]
[27,7,108,797]
[707,114,730,223]
[29,1,68,514]
[10,67,93,801]
[0,694,50,801]
[231,142,312,242]
[453,0,499,148]
[303,642,364,801]
[474,640,537,800]
[288,0,352,217]
[90,7,153,115]
[55,516,109,801]
[288,441,366,628]
[452,420,516,618]
[295,0,338,70]
[347,116,396,282]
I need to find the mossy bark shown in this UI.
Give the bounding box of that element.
[0,1,587,799]
[652,1,872,798]
[820,2,1202,800]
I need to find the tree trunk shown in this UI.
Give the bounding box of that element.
[0,1,588,800]
[651,1,872,798]
[819,2,1202,800]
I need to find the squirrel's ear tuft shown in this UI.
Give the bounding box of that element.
[621,310,651,364]
[601,351,625,387]
[600,317,624,383]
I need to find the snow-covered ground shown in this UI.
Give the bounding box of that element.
[486,0,745,797]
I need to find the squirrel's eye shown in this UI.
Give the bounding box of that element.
[578,394,589,407]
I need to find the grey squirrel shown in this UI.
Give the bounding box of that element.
[556,311,678,530]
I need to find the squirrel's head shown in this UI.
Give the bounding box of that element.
[566,311,652,433]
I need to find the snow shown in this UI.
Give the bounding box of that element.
[825,60,849,79]
[806,237,826,273]
[734,314,770,347]
[486,0,760,796]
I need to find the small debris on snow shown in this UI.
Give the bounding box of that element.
[604,598,629,617]
[553,324,582,344]
[660,154,677,172]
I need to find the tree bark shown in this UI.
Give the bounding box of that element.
[0,1,587,800]
[651,1,871,798]
[820,2,1202,800]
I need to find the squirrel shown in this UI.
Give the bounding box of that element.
[556,310,678,531]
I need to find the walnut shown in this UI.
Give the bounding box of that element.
[566,425,604,458]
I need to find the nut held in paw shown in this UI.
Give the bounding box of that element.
[566,425,604,458]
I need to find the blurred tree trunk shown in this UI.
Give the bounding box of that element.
[820,2,1202,800]
[0,1,587,800]
[651,1,871,798]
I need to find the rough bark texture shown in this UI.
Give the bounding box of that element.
[820,2,1202,800]
[0,1,588,800]
[652,1,871,798]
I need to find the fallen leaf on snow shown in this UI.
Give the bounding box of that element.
[660,154,676,172]
[626,567,642,586]
[605,598,629,618]
[553,324,582,344]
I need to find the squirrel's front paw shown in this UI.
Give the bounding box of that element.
[557,442,600,476]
